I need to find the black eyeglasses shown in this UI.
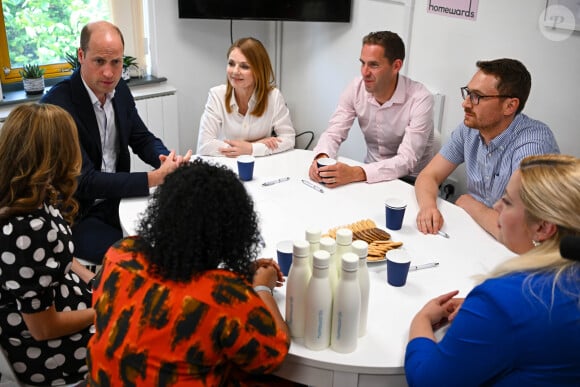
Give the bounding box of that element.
[460,87,513,105]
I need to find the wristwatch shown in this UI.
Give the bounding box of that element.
[253,285,273,295]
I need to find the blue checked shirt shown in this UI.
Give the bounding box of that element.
[440,114,560,207]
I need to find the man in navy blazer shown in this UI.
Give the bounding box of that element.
[42,21,191,264]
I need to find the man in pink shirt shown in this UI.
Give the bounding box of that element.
[308,31,435,187]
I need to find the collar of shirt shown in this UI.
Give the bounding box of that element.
[230,89,257,113]
[479,114,523,153]
[80,76,116,108]
[366,74,407,108]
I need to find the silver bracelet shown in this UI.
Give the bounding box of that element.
[253,285,273,295]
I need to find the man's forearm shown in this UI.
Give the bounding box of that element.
[147,169,163,187]
[351,165,367,183]
[415,174,440,210]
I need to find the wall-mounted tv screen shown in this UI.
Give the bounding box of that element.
[178,0,352,23]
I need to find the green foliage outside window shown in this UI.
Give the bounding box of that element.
[2,0,109,69]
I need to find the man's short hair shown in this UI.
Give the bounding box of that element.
[476,58,531,114]
[80,21,125,53]
[362,31,405,64]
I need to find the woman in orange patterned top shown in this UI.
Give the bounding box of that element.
[87,159,292,386]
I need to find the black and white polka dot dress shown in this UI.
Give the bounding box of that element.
[0,203,93,386]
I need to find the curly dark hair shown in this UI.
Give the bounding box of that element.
[136,160,261,282]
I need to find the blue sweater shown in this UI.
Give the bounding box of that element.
[405,271,580,386]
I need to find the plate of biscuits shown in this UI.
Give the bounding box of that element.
[326,219,403,262]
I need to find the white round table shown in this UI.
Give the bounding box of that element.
[119,149,512,387]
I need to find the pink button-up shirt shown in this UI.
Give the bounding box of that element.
[313,75,435,183]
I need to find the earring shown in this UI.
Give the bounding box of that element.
[532,240,541,247]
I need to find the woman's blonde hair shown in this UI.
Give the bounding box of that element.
[225,37,275,117]
[0,103,81,224]
[490,154,580,281]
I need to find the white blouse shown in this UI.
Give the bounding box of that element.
[197,84,296,156]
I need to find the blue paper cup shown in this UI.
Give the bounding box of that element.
[317,157,336,184]
[316,157,337,169]
[385,198,407,230]
[386,248,411,287]
[276,240,293,276]
[237,155,255,181]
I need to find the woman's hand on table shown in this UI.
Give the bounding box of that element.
[220,140,253,157]
[409,290,460,341]
[446,297,465,322]
[253,258,285,289]
[252,258,291,339]
[420,290,462,324]
[256,136,281,150]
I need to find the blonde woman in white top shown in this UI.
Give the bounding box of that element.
[197,37,296,157]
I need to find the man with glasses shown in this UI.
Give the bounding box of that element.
[415,58,559,240]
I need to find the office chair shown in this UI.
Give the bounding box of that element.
[295,130,314,150]
[271,124,314,150]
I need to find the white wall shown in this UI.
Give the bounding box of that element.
[148,0,275,152]
[407,0,580,191]
[279,0,407,162]
[149,0,580,194]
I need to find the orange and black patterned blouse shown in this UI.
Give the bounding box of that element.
[87,237,290,386]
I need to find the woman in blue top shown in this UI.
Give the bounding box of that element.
[405,154,580,386]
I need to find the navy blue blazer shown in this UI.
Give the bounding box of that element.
[41,70,169,218]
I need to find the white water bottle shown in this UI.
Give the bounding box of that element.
[335,228,353,278]
[305,227,321,268]
[285,240,311,338]
[304,250,333,350]
[319,236,339,293]
[330,252,360,353]
[352,240,370,337]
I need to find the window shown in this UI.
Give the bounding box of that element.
[0,0,111,84]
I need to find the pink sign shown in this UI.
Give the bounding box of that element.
[427,0,479,21]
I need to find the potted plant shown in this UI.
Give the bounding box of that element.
[64,51,80,71]
[122,55,139,81]
[19,64,45,95]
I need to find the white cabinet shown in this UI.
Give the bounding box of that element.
[130,83,179,172]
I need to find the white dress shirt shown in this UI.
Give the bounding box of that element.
[197,85,296,156]
[81,78,118,173]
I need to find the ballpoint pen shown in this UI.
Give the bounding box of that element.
[409,262,439,271]
[438,230,450,238]
[301,179,324,193]
[262,177,290,186]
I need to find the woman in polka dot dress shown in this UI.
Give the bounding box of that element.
[0,104,96,385]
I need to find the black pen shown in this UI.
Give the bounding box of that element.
[262,177,290,186]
